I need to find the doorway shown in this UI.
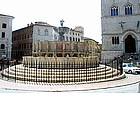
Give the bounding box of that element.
[125,35,136,53]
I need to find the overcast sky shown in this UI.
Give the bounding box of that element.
[1,0,101,43]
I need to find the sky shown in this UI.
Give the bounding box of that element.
[1,0,102,43]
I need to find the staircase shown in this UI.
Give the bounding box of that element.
[1,64,125,84]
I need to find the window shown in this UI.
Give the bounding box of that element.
[54,34,57,40]
[2,32,5,38]
[125,4,132,15]
[112,37,119,44]
[22,34,25,40]
[112,37,115,44]
[2,23,7,28]
[139,4,140,14]
[1,44,5,49]
[30,34,32,39]
[66,36,68,41]
[111,6,118,16]
[38,28,40,35]
[44,29,48,36]
[30,43,32,49]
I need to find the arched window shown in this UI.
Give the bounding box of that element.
[111,6,118,16]
[44,29,48,36]
[125,4,132,15]
[1,44,5,49]
[73,37,75,41]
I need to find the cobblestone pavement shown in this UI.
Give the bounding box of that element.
[0,73,140,93]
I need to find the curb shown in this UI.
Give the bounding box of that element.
[0,73,140,92]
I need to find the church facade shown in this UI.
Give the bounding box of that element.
[101,0,140,60]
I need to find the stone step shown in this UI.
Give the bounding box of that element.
[3,64,116,77]
[1,64,121,83]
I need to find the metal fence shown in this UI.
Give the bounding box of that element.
[0,58,123,84]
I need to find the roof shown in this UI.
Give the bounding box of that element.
[0,14,14,18]
[84,37,99,43]
[13,21,54,32]
[34,21,54,27]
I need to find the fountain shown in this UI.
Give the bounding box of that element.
[53,19,69,41]
[0,20,125,83]
[23,20,99,69]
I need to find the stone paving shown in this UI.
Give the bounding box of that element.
[0,73,140,92]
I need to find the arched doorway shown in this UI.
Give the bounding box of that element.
[125,35,136,53]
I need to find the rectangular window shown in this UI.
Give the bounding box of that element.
[30,34,32,39]
[2,23,7,28]
[112,37,115,44]
[30,43,32,49]
[117,37,119,44]
[2,32,5,38]
[1,44,5,49]
[112,36,119,45]
[22,34,25,40]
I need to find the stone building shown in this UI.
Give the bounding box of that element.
[101,0,140,60]
[84,37,101,59]
[0,14,14,59]
[12,22,54,60]
[12,21,84,60]
[63,26,84,42]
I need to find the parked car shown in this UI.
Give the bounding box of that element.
[122,63,140,74]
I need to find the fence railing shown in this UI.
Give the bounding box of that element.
[0,58,123,84]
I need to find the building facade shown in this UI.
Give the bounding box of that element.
[12,22,54,60]
[84,37,102,59]
[0,14,14,59]
[12,21,84,60]
[53,26,84,42]
[101,0,140,60]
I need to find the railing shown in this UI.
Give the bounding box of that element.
[0,58,123,84]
